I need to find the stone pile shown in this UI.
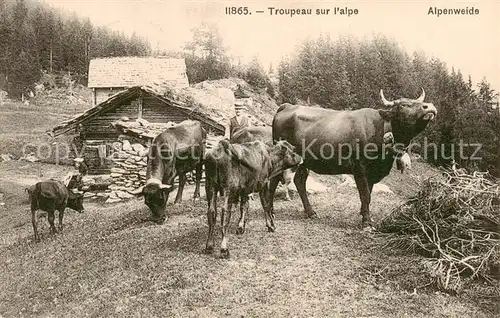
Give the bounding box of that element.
[82,139,149,204]
[107,139,148,202]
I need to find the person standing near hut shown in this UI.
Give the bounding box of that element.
[229,103,251,139]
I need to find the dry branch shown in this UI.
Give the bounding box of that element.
[379,169,500,293]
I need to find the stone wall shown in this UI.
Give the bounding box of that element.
[82,139,148,203]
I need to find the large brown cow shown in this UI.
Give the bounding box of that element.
[30,180,85,241]
[140,120,205,224]
[204,139,302,258]
[231,126,295,200]
[270,89,437,230]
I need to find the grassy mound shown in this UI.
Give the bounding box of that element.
[379,169,500,293]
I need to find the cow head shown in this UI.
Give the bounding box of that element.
[67,191,85,213]
[269,140,303,178]
[140,179,176,224]
[379,88,437,143]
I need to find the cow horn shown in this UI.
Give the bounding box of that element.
[159,183,173,189]
[416,88,425,102]
[380,90,394,106]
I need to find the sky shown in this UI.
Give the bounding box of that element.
[45,0,499,92]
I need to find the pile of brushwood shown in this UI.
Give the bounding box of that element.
[379,168,500,293]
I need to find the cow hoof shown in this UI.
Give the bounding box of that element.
[203,246,214,254]
[267,226,275,233]
[220,249,230,259]
[306,212,319,219]
[153,218,165,225]
[236,227,245,235]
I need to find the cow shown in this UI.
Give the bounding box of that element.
[140,120,206,224]
[30,180,85,241]
[203,139,303,259]
[231,126,295,200]
[270,88,437,230]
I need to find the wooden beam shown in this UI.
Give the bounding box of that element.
[138,91,143,119]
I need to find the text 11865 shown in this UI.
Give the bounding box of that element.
[225,7,251,15]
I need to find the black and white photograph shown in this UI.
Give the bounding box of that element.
[0,0,498,316]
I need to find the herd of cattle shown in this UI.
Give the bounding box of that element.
[28,89,437,258]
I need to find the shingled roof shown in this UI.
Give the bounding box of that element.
[48,85,226,137]
[87,57,189,89]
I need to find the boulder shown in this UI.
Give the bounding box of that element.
[111,167,127,174]
[112,142,123,152]
[136,118,150,126]
[372,183,394,194]
[122,140,132,152]
[105,197,122,204]
[288,176,329,194]
[116,191,134,199]
[132,143,145,153]
[83,192,96,198]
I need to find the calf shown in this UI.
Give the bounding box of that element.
[204,139,302,258]
[30,180,85,241]
[231,126,295,200]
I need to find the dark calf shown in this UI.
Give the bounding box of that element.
[204,139,302,258]
[31,180,85,241]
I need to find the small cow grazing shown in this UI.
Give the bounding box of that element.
[30,180,85,241]
[231,126,295,200]
[140,120,206,224]
[204,139,302,259]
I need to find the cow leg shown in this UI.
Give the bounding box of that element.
[58,208,64,232]
[174,173,186,204]
[47,211,57,235]
[220,193,233,259]
[193,163,202,201]
[259,185,275,232]
[268,177,280,218]
[236,195,249,235]
[294,166,318,218]
[204,183,217,254]
[31,206,40,242]
[353,170,374,230]
[280,171,292,201]
[283,183,291,201]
